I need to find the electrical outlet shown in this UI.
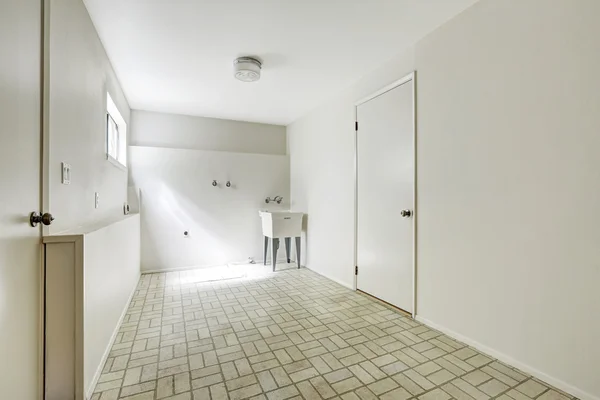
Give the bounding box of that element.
[95,192,99,209]
[61,162,71,185]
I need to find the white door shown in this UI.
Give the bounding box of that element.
[356,76,415,313]
[0,0,43,398]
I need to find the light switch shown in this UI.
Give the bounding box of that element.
[61,162,71,185]
[95,192,99,209]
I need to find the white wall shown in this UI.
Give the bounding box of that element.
[131,146,289,271]
[130,112,289,272]
[131,110,286,155]
[46,3,142,393]
[288,49,416,287]
[83,215,141,395]
[49,0,131,233]
[288,0,600,399]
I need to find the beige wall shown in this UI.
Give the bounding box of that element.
[288,0,600,399]
[415,1,600,398]
[130,111,289,271]
[48,0,131,233]
[131,110,286,155]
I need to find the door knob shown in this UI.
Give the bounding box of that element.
[400,209,413,218]
[30,212,55,227]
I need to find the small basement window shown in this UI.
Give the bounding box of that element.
[106,92,127,168]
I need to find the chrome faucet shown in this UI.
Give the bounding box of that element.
[265,196,283,204]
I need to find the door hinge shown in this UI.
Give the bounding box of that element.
[355,121,358,131]
[355,266,358,275]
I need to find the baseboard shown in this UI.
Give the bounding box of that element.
[415,316,598,400]
[141,258,291,274]
[304,265,354,290]
[86,274,140,400]
[142,264,217,274]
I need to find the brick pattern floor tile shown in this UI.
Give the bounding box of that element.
[91,266,574,400]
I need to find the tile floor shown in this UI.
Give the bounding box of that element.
[92,265,575,400]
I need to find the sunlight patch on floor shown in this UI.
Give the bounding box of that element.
[173,262,300,285]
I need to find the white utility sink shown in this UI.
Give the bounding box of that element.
[259,211,303,271]
[259,210,303,238]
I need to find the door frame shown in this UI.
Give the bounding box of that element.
[39,0,51,398]
[353,71,418,318]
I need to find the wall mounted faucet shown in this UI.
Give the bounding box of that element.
[265,196,283,204]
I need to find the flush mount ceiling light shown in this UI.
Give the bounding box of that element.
[233,57,262,82]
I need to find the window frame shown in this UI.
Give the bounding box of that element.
[105,92,127,170]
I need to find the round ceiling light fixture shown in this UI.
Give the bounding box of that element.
[233,57,262,82]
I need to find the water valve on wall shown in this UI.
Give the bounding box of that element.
[212,180,233,188]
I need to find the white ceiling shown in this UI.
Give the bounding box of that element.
[83,0,478,125]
